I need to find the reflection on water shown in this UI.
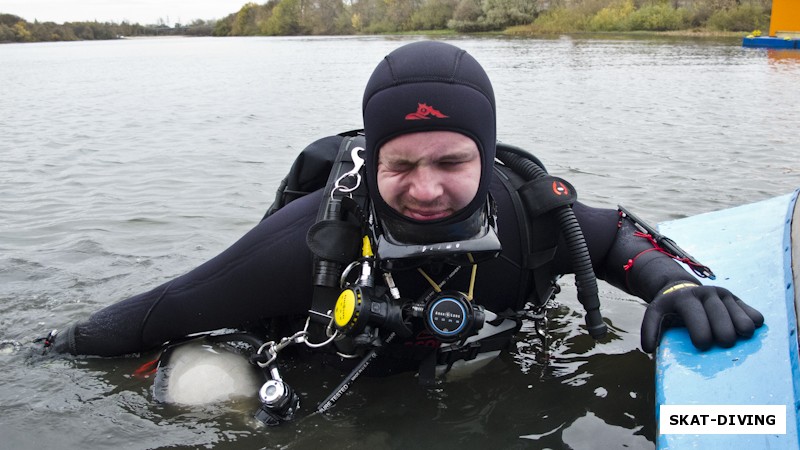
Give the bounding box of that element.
[1,35,799,449]
[768,48,800,64]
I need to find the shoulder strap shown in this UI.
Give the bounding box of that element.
[494,143,570,308]
[258,130,368,325]
[307,133,369,324]
[495,143,606,338]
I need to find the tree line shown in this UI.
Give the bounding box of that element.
[0,13,214,43]
[1,0,772,44]
[213,0,771,36]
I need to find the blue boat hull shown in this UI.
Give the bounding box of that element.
[743,36,800,49]
[655,189,800,448]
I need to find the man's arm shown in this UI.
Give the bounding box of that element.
[568,203,764,353]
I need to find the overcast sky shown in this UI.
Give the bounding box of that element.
[2,0,249,25]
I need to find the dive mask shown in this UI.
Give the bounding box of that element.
[372,194,502,270]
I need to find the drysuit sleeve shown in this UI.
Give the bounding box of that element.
[51,190,324,356]
[579,210,764,353]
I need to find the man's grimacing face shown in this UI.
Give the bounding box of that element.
[376,131,481,221]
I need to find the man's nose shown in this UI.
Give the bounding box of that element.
[408,166,443,202]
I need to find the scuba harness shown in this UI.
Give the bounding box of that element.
[102,129,719,426]
[38,128,720,426]
[140,130,611,426]
[244,130,609,423]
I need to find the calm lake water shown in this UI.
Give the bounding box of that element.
[1,35,799,449]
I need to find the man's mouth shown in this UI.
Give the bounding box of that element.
[404,208,451,221]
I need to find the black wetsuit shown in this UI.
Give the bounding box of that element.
[55,40,763,360]
[56,154,688,358]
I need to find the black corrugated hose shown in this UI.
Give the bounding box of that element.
[497,146,607,339]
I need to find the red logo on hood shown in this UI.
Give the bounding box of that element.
[405,103,449,120]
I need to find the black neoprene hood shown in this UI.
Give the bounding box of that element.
[362,41,497,244]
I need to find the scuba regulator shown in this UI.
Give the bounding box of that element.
[331,236,491,347]
[312,208,505,412]
[331,237,412,343]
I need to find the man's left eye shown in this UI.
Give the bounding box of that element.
[440,161,467,169]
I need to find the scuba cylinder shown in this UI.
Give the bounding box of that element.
[147,332,300,426]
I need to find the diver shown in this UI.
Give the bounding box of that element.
[44,41,763,418]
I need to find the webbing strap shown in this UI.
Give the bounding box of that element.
[308,134,368,324]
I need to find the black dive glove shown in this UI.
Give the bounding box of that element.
[640,282,764,353]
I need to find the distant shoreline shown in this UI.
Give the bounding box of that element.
[3,0,766,45]
[1,29,749,46]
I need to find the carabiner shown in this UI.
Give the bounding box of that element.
[332,147,365,197]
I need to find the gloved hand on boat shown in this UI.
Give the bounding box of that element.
[640,282,764,353]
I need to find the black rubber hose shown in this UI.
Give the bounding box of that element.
[497,147,607,339]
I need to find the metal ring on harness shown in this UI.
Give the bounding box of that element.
[301,317,340,349]
[339,260,361,289]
